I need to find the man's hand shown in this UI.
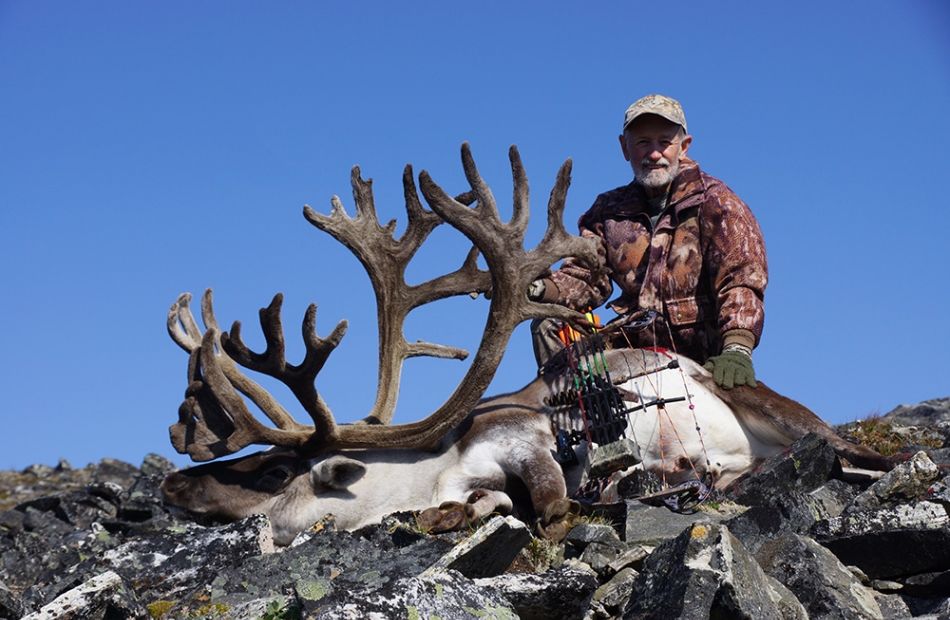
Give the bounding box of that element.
[703,347,756,389]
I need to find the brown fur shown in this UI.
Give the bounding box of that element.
[695,376,891,471]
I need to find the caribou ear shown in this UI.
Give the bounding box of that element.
[310,456,367,490]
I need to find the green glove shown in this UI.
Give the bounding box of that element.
[704,349,757,389]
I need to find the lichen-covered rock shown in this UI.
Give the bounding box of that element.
[17,513,275,613]
[301,568,519,619]
[21,570,145,620]
[474,562,598,620]
[845,451,941,514]
[591,566,639,616]
[812,500,950,580]
[623,523,792,619]
[872,592,912,620]
[423,515,531,579]
[624,501,726,547]
[0,581,24,619]
[728,433,839,505]
[169,521,453,612]
[566,522,624,550]
[756,533,883,619]
[884,398,950,428]
[578,541,624,578]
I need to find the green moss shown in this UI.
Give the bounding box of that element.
[407,606,421,620]
[146,600,175,619]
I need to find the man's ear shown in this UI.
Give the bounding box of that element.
[619,134,631,162]
[678,134,693,160]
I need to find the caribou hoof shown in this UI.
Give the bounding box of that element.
[416,501,474,533]
[538,498,581,541]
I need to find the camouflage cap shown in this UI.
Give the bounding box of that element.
[622,94,687,132]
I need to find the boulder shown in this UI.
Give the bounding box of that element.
[756,533,883,619]
[21,571,145,620]
[422,515,531,579]
[622,523,801,619]
[884,398,950,428]
[728,433,839,505]
[812,500,950,580]
[624,501,726,547]
[812,453,950,580]
[474,562,598,620]
[299,569,519,619]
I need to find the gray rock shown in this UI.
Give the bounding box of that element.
[846,451,941,514]
[873,592,913,619]
[624,501,724,547]
[139,453,176,478]
[728,433,839,505]
[896,569,950,597]
[809,479,861,520]
[623,522,792,619]
[588,439,642,479]
[178,520,453,609]
[301,569,519,619]
[578,541,624,577]
[593,566,639,612]
[77,513,273,603]
[607,545,650,574]
[0,581,24,620]
[474,562,598,620]
[566,522,624,550]
[21,570,145,620]
[884,398,950,428]
[900,594,950,617]
[725,480,855,556]
[812,500,950,580]
[423,515,531,579]
[756,533,883,619]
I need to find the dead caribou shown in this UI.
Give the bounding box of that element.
[161,145,888,545]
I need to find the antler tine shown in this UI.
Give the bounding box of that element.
[327,144,599,449]
[300,163,492,426]
[508,144,530,236]
[170,329,314,461]
[459,142,500,221]
[167,293,202,353]
[221,294,342,439]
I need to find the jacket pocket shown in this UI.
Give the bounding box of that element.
[665,297,703,326]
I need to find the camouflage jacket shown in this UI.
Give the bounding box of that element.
[545,157,767,362]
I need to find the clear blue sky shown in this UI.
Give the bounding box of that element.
[1,2,948,470]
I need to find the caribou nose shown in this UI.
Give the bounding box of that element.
[160,471,190,497]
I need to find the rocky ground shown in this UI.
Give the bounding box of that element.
[1,397,949,619]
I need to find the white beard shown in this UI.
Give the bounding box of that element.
[636,157,679,189]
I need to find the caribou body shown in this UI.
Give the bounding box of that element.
[162,347,887,545]
[161,144,887,545]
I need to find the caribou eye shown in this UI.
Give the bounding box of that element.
[256,464,294,493]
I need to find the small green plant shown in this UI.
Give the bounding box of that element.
[146,600,175,619]
[573,514,613,527]
[843,414,943,456]
[261,599,301,620]
[519,536,562,572]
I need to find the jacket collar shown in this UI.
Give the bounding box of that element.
[613,157,706,219]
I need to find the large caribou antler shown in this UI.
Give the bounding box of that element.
[167,143,601,460]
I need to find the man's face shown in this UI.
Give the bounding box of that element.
[620,114,692,190]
